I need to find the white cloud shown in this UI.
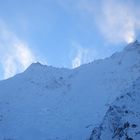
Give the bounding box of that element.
[71,42,96,68]
[2,56,17,79]
[15,43,35,69]
[98,0,139,43]
[60,0,140,44]
[0,20,35,79]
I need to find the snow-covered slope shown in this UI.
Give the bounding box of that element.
[0,41,140,140]
[89,77,140,140]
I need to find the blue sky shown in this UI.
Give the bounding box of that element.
[0,0,140,79]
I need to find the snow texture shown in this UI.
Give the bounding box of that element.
[89,77,140,140]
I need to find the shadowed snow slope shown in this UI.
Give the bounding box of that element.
[0,41,140,140]
[89,77,140,140]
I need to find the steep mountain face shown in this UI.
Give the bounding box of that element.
[89,77,140,140]
[0,41,140,140]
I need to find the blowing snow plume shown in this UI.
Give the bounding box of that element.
[71,42,96,68]
[0,20,35,79]
[98,0,140,43]
[61,0,140,44]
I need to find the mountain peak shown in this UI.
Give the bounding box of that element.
[133,39,139,44]
[124,39,140,51]
[129,39,139,45]
[29,62,43,67]
[25,62,48,73]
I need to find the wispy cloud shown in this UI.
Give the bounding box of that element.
[71,42,96,68]
[98,0,140,43]
[0,20,35,79]
[60,0,140,44]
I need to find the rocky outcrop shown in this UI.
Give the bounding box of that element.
[89,78,140,140]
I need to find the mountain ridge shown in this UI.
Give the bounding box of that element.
[0,41,140,140]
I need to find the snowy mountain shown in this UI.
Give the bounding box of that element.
[0,41,140,140]
[89,77,140,140]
